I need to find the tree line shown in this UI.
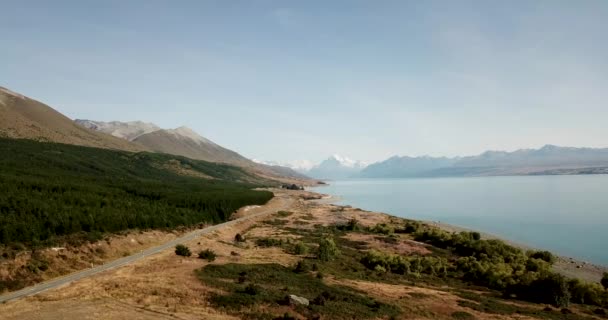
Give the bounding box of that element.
[0,138,273,247]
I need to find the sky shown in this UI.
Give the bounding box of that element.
[1,1,608,164]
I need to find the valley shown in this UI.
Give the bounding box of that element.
[1,189,607,319]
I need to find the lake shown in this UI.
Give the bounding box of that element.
[313,175,608,266]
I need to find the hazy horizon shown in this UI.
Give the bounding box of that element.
[2,1,608,163]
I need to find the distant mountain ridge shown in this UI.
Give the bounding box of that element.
[75,119,160,141]
[77,119,310,182]
[307,155,367,179]
[360,145,608,178]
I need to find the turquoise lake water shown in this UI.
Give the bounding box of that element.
[313,175,608,266]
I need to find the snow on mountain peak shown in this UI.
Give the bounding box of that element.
[328,154,366,168]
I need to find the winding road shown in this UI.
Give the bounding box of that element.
[0,196,292,304]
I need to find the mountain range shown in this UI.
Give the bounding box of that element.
[360,145,608,178]
[256,155,367,180]
[3,85,608,181]
[75,119,308,181]
[0,86,309,183]
[265,145,608,179]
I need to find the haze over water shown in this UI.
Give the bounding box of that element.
[316,175,608,266]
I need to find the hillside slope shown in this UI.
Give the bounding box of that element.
[134,126,253,166]
[0,87,145,152]
[75,119,160,141]
[0,137,273,245]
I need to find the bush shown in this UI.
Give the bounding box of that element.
[273,313,297,320]
[276,211,293,217]
[602,272,608,291]
[371,223,394,235]
[451,311,475,319]
[337,218,361,231]
[175,244,191,257]
[294,260,310,273]
[529,250,556,264]
[293,242,309,255]
[317,238,340,262]
[234,233,245,242]
[400,221,421,234]
[198,249,217,262]
[243,283,261,295]
[256,238,284,248]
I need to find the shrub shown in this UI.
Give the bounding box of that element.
[529,250,556,264]
[400,221,421,234]
[276,211,293,217]
[337,218,361,231]
[317,238,340,262]
[293,260,310,273]
[602,272,608,291]
[371,223,394,235]
[293,242,309,255]
[256,238,284,248]
[243,283,261,295]
[273,313,297,320]
[198,249,217,262]
[451,311,475,319]
[234,233,245,242]
[175,244,191,257]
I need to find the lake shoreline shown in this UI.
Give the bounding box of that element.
[313,192,608,283]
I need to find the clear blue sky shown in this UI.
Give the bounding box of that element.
[2,1,607,163]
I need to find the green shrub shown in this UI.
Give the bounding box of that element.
[451,311,475,319]
[602,272,608,290]
[293,260,310,273]
[399,221,421,234]
[175,244,191,257]
[371,223,394,235]
[198,249,217,262]
[361,250,447,277]
[529,250,556,264]
[276,211,293,217]
[273,313,296,320]
[317,238,340,262]
[243,283,261,295]
[337,218,361,231]
[255,238,284,248]
[293,242,309,255]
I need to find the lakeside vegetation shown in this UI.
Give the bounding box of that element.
[194,209,608,319]
[0,138,273,248]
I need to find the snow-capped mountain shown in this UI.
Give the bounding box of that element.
[359,145,608,178]
[254,155,367,179]
[307,155,367,179]
[252,159,315,172]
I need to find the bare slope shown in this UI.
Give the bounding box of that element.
[134,126,252,166]
[75,119,160,141]
[0,87,145,152]
[133,126,310,181]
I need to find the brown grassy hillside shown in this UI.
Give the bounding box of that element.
[0,87,145,152]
